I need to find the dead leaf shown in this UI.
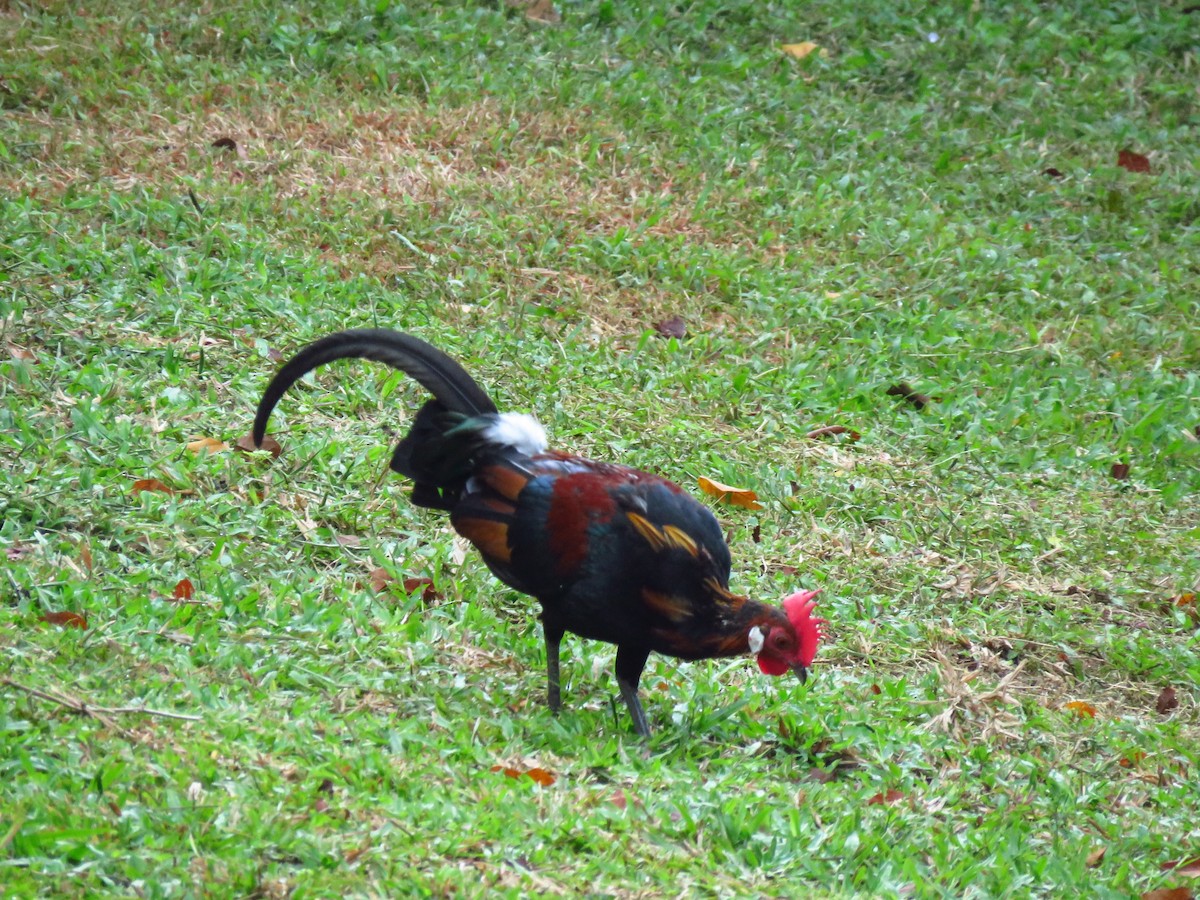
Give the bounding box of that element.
[867,789,905,806]
[131,478,175,495]
[210,136,248,160]
[491,764,554,786]
[79,541,93,573]
[611,789,628,811]
[1086,846,1107,868]
[367,567,395,593]
[1142,889,1194,900]
[1117,149,1152,174]
[6,342,37,362]
[173,578,195,601]
[653,316,686,339]
[805,425,862,441]
[781,42,824,60]
[234,433,283,459]
[39,611,88,629]
[186,437,229,455]
[1065,700,1097,719]
[511,0,560,23]
[698,476,764,510]
[1119,751,1146,768]
[1110,462,1131,480]
[335,534,363,549]
[5,542,34,561]
[402,577,440,601]
[885,382,932,410]
[1161,859,1200,878]
[1172,593,1195,608]
[1156,687,1179,716]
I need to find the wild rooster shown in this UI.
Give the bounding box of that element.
[253,329,825,736]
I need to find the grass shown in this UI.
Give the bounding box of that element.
[1,0,1198,896]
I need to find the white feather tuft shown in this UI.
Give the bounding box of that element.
[748,625,765,654]
[483,413,548,455]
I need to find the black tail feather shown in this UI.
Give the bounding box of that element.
[252,329,498,447]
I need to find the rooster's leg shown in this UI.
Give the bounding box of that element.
[543,621,565,713]
[615,644,652,738]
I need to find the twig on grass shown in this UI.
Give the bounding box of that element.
[1,678,201,727]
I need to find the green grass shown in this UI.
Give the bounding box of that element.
[2,0,1198,896]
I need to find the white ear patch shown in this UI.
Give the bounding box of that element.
[748,625,765,654]
[483,413,548,455]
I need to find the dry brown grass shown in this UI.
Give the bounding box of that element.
[6,94,776,336]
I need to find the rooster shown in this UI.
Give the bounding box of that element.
[253,329,825,736]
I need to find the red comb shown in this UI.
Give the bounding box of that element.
[783,589,827,667]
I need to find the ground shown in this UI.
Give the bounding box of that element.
[1,1,1198,897]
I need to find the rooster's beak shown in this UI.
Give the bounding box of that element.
[792,664,809,684]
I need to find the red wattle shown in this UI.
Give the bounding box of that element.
[757,654,789,676]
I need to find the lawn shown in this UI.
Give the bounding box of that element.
[2,1,1198,896]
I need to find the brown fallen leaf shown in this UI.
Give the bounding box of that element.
[867,789,905,806]
[234,433,282,459]
[402,577,440,602]
[885,382,932,410]
[336,534,363,549]
[1142,889,1194,900]
[1086,846,1107,868]
[367,567,395,593]
[1110,462,1131,480]
[698,476,764,510]
[1119,751,1146,768]
[39,611,88,629]
[79,540,93,573]
[781,41,824,60]
[512,0,560,23]
[5,542,34,561]
[1065,700,1097,718]
[490,764,555,786]
[132,478,175,495]
[6,342,37,362]
[805,425,862,441]
[1156,686,1179,716]
[1161,859,1200,878]
[186,437,229,455]
[653,316,686,339]
[173,578,195,601]
[1117,149,1152,174]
